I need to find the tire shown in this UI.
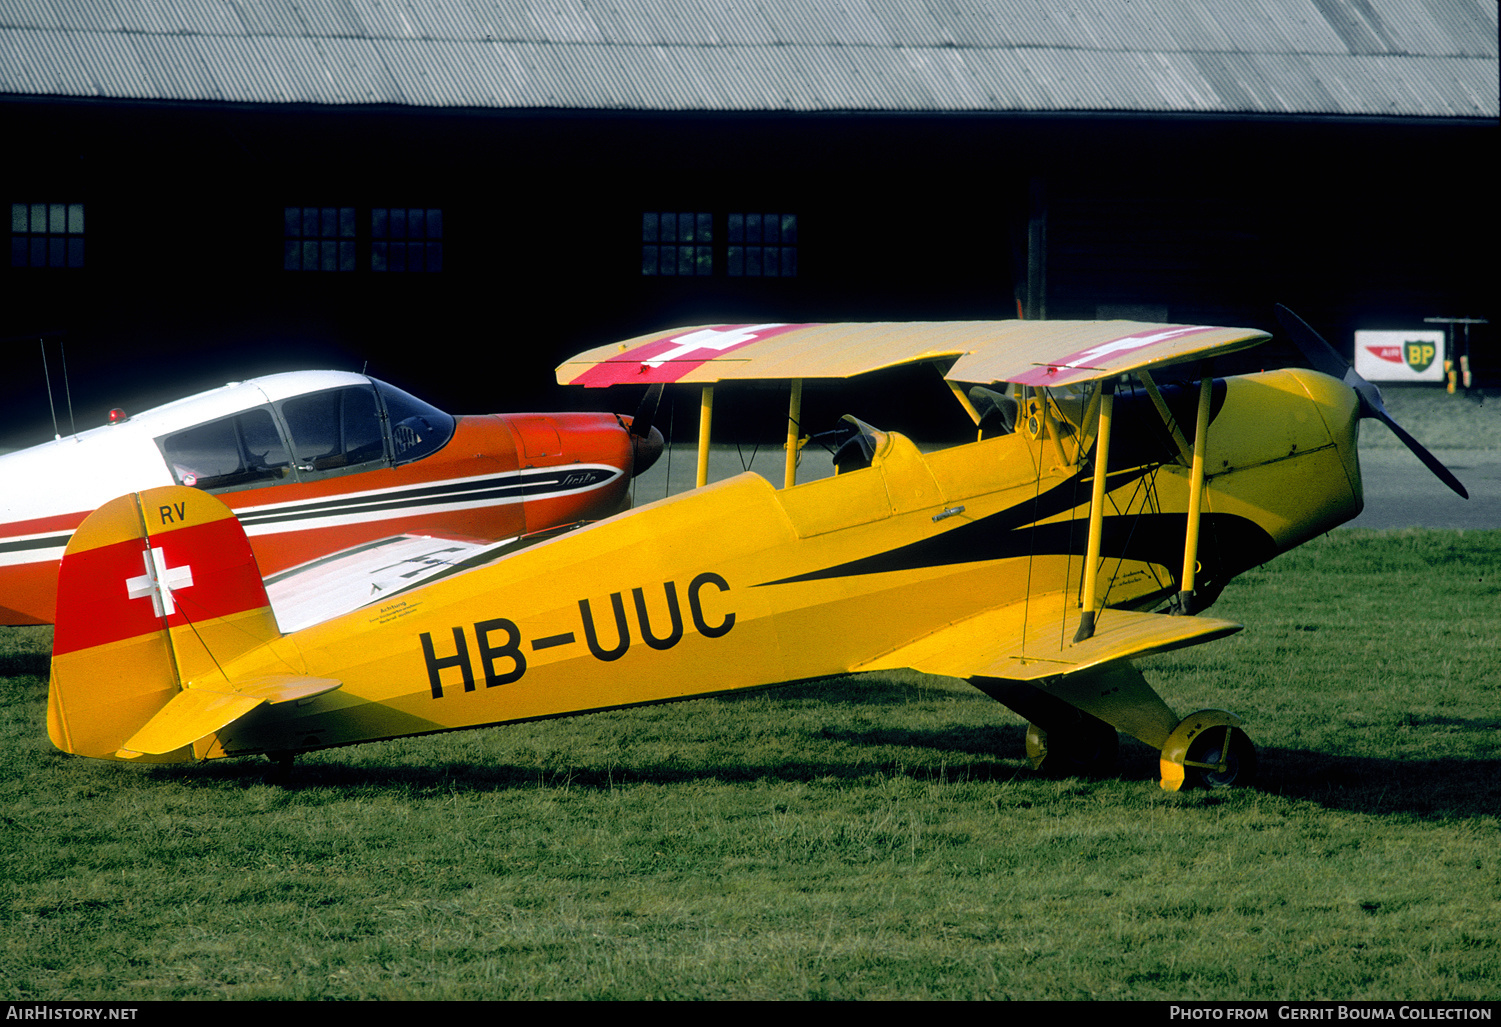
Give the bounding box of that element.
[1027,715,1119,777]
[1185,726,1257,789]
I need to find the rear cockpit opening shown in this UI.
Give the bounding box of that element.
[801,415,888,474]
[967,386,1017,439]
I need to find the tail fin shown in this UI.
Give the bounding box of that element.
[48,485,287,762]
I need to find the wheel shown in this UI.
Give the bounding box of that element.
[1026,715,1119,777]
[264,751,295,785]
[1184,726,1256,789]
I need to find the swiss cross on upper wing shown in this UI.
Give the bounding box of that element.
[567,323,808,387]
[1008,325,1223,387]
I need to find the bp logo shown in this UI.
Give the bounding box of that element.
[1404,340,1437,373]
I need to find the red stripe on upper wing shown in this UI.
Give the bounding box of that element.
[1009,325,1220,387]
[53,517,269,656]
[568,323,808,387]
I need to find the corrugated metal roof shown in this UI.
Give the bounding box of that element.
[0,0,1494,118]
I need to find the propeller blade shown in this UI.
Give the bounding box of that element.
[630,383,664,438]
[626,383,665,476]
[1275,304,1351,381]
[1367,403,1469,499]
[1275,304,1468,499]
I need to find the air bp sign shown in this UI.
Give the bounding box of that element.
[1354,330,1447,383]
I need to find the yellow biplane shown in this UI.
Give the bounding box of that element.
[44,308,1466,789]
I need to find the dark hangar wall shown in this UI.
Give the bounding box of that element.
[2,99,1492,446]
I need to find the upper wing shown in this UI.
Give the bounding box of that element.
[855,596,1242,683]
[557,321,1270,390]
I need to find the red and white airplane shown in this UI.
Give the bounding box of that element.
[0,370,661,626]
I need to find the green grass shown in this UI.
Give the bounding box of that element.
[2,530,1498,1000]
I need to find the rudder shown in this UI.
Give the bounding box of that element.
[49,486,283,761]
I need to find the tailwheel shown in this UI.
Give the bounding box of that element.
[1183,726,1257,789]
[1026,713,1119,777]
[264,751,295,785]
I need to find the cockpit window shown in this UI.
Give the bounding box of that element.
[156,379,454,493]
[160,408,291,492]
[280,385,387,474]
[373,379,455,464]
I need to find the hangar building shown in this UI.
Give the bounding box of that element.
[1,1,1495,441]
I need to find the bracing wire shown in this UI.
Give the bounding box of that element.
[40,339,60,440]
[736,440,760,473]
[663,396,675,501]
[59,339,77,437]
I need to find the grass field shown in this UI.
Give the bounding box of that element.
[1,529,1498,1000]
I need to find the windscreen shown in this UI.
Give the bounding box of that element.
[373,379,455,464]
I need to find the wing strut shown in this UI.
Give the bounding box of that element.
[1037,390,1072,470]
[1073,379,1115,642]
[1074,385,1104,465]
[946,381,983,443]
[1136,370,1194,465]
[784,379,803,488]
[696,385,714,488]
[1177,374,1214,611]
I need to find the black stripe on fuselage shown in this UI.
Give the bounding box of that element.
[236,468,620,527]
[0,532,73,556]
[755,464,1277,589]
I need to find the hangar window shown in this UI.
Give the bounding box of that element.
[728,213,797,277]
[372,207,443,272]
[284,206,356,272]
[642,212,713,276]
[10,202,85,268]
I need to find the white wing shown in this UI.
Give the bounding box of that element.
[265,534,518,631]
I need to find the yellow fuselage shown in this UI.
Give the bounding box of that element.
[197,368,1361,759]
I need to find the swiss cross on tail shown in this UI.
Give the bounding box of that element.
[125,546,193,617]
[568,323,807,387]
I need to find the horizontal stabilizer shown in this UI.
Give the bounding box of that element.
[857,598,1241,682]
[120,675,341,756]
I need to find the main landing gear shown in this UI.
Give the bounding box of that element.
[1153,709,1258,791]
[264,751,295,785]
[972,672,1258,791]
[1025,712,1118,777]
[1026,708,1260,792]
[1028,713,1257,790]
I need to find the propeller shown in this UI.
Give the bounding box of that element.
[1275,304,1468,499]
[626,382,665,476]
